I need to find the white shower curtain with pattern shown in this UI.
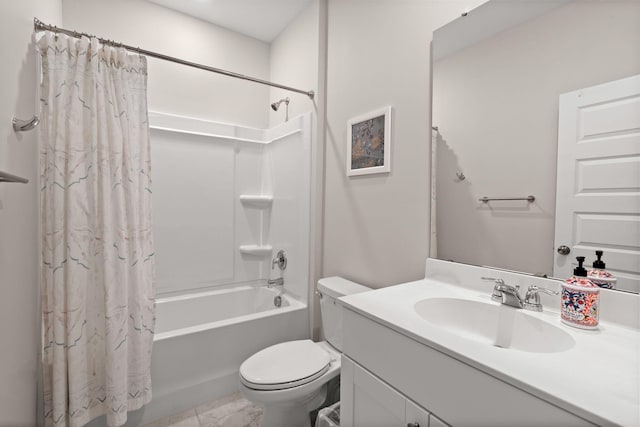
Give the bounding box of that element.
[37,31,155,427]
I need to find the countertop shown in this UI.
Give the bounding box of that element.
[340,276,640,426]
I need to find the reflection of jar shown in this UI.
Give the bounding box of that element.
[587,250,616,289]
[588,269,617,289]
[561,276,599,329]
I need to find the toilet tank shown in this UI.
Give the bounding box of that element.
[317,276,370,351]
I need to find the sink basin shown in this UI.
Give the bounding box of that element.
[414,297,575,353]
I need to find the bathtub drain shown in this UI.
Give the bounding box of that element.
[274,295,282,307]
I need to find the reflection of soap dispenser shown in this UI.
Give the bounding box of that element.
[561,256,599,329]
[588,250,617,289]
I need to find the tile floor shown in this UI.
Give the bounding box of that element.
[143,392,263,427]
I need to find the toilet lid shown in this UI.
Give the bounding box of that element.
[240,340,331,391]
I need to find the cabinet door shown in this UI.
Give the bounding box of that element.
[341,356,406,427]
[405,399,430,427]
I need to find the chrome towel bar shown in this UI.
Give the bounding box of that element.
[479,195,535,203]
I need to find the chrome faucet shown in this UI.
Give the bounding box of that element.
[482,277,524,309]
[523,285,559,312]
[272,250,287,271]
[482,277,559,311]
[269,250,286,288]
[268,250,286,289]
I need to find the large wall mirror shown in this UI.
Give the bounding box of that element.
[432,0,640,293]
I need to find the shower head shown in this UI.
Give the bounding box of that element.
[271,97,290,111]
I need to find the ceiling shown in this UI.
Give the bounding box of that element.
[147,0,312,42]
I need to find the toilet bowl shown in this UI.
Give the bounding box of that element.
[238,277,370,427]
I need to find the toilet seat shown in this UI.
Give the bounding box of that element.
[239,340,331,391]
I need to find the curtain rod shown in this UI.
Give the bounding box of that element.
[33,18,315,100]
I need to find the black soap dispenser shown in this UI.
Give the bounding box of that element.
[560,256,600,329]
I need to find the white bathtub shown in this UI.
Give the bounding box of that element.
[129,285,308,425]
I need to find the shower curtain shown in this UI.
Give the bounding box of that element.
[37,32,155,427]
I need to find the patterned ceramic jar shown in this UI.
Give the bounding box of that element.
[561,276,599,329]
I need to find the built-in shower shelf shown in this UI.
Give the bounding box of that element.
[239,244,273,257]
[239,195,273,208]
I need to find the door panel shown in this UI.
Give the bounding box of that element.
[340,356,405,427]
[352,361,405,427]
[579,96,640,137]
[577,156,640,193]
[554,74,640,292]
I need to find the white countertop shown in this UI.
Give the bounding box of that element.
[340,268,640,426]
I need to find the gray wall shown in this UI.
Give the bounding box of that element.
[63,0,272,129]
[0,2,61,425]
[323,0,485,288]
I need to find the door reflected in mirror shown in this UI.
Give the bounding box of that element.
[431,0,640,293]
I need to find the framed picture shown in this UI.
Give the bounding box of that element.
[347,106,392,176]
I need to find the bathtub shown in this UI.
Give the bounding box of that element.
[130,285,308,425]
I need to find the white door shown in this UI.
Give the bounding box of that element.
[554,74,640,292]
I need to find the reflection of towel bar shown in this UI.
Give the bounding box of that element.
[479,195,535,203]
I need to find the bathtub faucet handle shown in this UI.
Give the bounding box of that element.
[272,250,287,271]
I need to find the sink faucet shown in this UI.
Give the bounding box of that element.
[523,285,559,312]
[482,277,524,309]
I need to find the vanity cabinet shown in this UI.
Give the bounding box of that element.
[341,356,434,427]
[340,307,596,427]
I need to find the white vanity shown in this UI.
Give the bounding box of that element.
[339,259,640,426]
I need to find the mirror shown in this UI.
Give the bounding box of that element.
[432,0,640,293]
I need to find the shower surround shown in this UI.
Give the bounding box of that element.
[129,112,312,425]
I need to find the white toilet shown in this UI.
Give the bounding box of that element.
[238,276,370,427]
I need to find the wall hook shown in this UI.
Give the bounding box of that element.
[12,116,40,132]
[12,45,41,133]
[0,170,29,183]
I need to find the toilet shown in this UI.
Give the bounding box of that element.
[238,277,370,427]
